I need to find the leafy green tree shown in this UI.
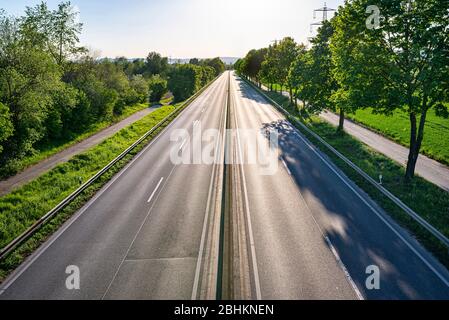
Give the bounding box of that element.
[276,37,299,102]
[240,49,267,87]
[260,44,279,91]
[0,102,13,155]
[148,75,168,102]
[331,0,449,180]
[205,57,225,76]
[130,74,149,103]
[168,64,210,102]
[22,1,84,67]
[189,58,200,65]
[145,51,168,76]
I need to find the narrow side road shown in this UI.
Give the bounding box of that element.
[241,74,449,299]
[0,73,228,299]
[320,110,449,192]
[263,86,449,192]
[0,106,160,197]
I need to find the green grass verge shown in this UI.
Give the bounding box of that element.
[345,108,449,166]
[0,103,182,282]
[258,85,449,269]
[0,102,151,179]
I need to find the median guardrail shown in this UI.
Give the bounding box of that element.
[242,76,449,249]
[0,75,221,261]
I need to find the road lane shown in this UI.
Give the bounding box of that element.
[232,73,449,299]
[230,74,359,299]
[0,73,228,299]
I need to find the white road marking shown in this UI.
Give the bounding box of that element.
[101,165,177,300]
[325,236,364,300]
[247,81,449,290]
[232,79,262,300]
[147,177,164,203]
[179,138,187,151]
[191,75,228,300]
[292,130,449,288]
[0,74,224,296]
[281,157,292,175]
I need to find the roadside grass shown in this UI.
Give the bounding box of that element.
[346,108,449,166]
[258,84,449,268]
[0,103,179,282]
[0,102,151,179]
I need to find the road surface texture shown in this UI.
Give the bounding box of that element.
[232,73,449,299]
[0,106,158,197]
[1,71,449,299]
[0,73,229,299]
[264,86,449,192]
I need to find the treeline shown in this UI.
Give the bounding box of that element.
[168,56,226,102]
[235,0,448,180]
[0,1,224,177]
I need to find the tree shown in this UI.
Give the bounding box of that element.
[276,37,299,101]
[205,57,225,76]
[0,102,13,155]
[167,64,212,102]
[145,51,168,76]
[331,0,449,180]
[189,58,200,65]
[260,44,279,91]
[22,1,84,67]
[240,48,267,87]
[148,75,168,102]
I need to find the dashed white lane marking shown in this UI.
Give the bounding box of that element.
[147,177,164,203]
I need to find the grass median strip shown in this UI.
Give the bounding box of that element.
[0,103,179,282]
[260,87,449,269]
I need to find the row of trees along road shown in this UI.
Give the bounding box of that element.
[235,0,448,181]
[0,1,225,178]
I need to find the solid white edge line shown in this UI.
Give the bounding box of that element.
[147,177,164,203]
[281,157,292,176]
[191,74,228,300]
[0,74,223,295]
[232,76,262,300]
[248,78,449,289]
[293,129,449,288]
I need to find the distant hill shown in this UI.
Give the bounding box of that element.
[168,57,240,65]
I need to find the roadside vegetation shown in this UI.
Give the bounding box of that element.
[0,103,175,281]
[235,0,448,182]
[0,1,224,179]
[346,108,449,166]
[248,81,449,268]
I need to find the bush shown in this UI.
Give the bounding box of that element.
[148,75,168,102]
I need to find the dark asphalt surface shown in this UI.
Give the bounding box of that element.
[1,71,449,299]
[233,73,449,299]
[0,73,228,299]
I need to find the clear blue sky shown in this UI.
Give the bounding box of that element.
[0,0,344,59]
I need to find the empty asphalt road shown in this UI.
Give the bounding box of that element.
[1,71,449,299]
[231,73,449,299]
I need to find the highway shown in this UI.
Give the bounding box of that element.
[1,71,449,299]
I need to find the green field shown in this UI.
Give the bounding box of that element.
[345,108,449,166]
[0,102,152,179]
[255,83,449,268]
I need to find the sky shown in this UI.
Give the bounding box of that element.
[0,0,344,59]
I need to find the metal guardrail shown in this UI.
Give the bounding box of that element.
[0,75,220,261]
[243,76,449,249]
